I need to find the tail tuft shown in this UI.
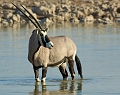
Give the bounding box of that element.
[75,55,83,78]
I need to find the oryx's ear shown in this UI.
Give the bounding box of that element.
[36,29,39,34]
[36,28,40,34]
[44,27,49,32]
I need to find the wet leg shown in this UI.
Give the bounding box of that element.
[41,67,47,82]
[33,66,40,82]
[68,59,75,80]
[59,65,68,80]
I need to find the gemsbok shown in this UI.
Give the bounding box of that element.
[12,3,83,82]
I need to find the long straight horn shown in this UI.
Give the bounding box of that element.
[12,3,38,28]
[20,4,42,30]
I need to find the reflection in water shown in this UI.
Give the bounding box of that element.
[1,22,120,95]
[30,80,82,95]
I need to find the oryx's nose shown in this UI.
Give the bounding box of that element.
[51,44,53,47]
[51,42,54,47]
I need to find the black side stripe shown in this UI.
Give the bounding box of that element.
[47,57,66,67]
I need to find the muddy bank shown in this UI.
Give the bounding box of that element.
[0,0,120,26]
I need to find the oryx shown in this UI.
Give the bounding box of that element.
[12,3,83,82]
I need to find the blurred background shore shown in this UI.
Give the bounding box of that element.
[0,0,120,27]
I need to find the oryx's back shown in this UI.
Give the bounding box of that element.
[48,36,77,65]
[50,36,76,56]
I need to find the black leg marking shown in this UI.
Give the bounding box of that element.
[33,66,40,81]
[41,67,47,82]
[59,65,68,80]
[68,59,75,80]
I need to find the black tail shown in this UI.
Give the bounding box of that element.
[75,55,83,78]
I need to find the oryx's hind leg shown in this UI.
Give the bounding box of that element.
[33,66,41,82]
[68,58,75,80]
[59,63,68,80]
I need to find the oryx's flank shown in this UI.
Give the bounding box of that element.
[12,3,83,82]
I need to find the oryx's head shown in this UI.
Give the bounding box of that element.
[12,3,54,49]
[34,28,53,49]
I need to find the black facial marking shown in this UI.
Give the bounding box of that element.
[45,35,50,42]
[37,29,51,48]
[40,34,51,47]
[41,36,46,47]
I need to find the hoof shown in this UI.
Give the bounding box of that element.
[36,78,41,82]
[72,74,75,80]
[41,77,46,82]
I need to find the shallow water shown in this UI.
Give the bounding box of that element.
[0,22,120,95]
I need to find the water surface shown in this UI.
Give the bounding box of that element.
[0,22,120,95]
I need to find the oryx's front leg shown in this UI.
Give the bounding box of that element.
[41,67,47,82]
[33,66,41,82]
